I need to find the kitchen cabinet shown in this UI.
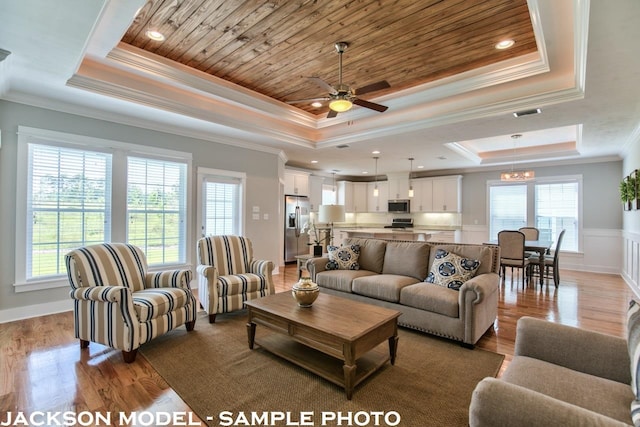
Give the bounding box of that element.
[284,170,309,196]
[428,231,458,243]
[367,181,389,212]
[308,175,324,212]
[410,178,433,213]
[387,177,410,200]
[337,181,368,213]
[432,176,462,212]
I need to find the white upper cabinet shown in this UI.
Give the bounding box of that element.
[284,170,310,196]
[337,181,368,213]
[387,176,410,200]
[367,181,389,212]
[308,175,324,212]
[410,178,433,212]
[431,175,462,212]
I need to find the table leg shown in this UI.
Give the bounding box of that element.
[537,249,545,285]
[246,322,256,349]
[343,363,356,400]
[388,335,399,365]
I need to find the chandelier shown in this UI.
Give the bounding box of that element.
[501,134,535,182]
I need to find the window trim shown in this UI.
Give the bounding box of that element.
[486,174,583,252]
[196,167,246,239]
[14,126,193,293]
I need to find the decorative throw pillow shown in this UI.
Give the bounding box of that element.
[627,300,640,426]
[326,244,360,270]
[425,248,480,291]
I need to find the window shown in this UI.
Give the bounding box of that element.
[489,184,527,239]
[488,177,580,251]
[16,127,192,292]
[127,157,187,265]
[198,168,245,237]
[27,144,112,279]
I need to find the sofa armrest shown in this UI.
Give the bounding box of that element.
[459,272,499,305]
[515,316,631,384]
[144,269,192,290]
[305,257,328,280]
[470,377,629,427]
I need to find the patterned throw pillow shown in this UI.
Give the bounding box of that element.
[627,300,640,426]
[326,244,360,270]
[425,248,480,291]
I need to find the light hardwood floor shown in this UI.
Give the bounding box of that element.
[0,266,634,425]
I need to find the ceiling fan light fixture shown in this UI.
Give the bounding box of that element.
[329,99,353,112]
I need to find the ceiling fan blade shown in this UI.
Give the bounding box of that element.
[353,98,388,112]
[327,109,338,118]
[309,77,338,95]
[286,97,330,104]
[355,80,390,95]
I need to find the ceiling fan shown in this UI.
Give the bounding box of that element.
[287,42,390,118]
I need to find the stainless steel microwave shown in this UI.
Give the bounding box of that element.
[388,199,410,213]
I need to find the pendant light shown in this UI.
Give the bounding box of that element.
[500,134,535,181]
[373,156,379,197]
[408,157,414,198]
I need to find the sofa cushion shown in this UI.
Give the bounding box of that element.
[344,238,387,274]
[430,244,495,275]
[352,274,420,303]
[315,269,377,293]
[502,355,634,425]
[382,241,430,280]
[326,244,360,270]
[399,282,460,318]
[425,248,481,291]
[628,299,640,425]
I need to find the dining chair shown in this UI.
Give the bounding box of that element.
[518,227,540,258]
[529,229,566,287]
[498,230,530,287]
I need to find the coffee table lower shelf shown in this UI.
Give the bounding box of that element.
[254,333,390,395]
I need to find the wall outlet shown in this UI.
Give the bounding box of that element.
[252,213,260,220]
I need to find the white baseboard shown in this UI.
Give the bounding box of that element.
[0,299,72,324]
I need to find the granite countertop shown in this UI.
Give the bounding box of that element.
[339,228,446,234]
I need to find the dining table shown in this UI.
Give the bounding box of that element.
[486,239,554,285]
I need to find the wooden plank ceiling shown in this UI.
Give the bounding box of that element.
[123,0,536,116]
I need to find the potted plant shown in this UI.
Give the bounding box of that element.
[302,220,328,256]
[620,176,636,210]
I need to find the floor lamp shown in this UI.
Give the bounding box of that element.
[318,204,345,246]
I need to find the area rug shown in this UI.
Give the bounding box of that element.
[140,310,503,427]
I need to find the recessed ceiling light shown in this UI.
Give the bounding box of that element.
[372,150,381,154]
[362,171,368,174]
[495,39,515,49]
[311,102,323,108]
[145,29,165,41]
[417,165,424,169]
[310,160,318,164]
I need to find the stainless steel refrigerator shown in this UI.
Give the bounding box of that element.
[284,195,310,262]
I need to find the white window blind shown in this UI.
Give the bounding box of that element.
[203,178,242,236]
[127,157,187,265]
[489,184,527,240]
[535,182,578,251]
[28,144,112,279]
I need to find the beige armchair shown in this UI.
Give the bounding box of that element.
[65,243,197,363]
[470,316,634,426]
[196,235,275,323]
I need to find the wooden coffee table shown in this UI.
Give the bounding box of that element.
[245,292,401,399]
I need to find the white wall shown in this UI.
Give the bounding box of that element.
[621,130,640,296]
[0,100,282,321]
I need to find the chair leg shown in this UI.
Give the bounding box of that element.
[79,339,89,349]
[122,349,138,363]
[209,314,216,323]
[553,266,560,287]
[185,320,196,331]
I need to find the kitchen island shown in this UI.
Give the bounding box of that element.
[338,228,448,242]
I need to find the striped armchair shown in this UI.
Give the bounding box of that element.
[65,243,197,363]
[197,235,275,323]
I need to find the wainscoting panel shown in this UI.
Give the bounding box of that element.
[622,230,640,297]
